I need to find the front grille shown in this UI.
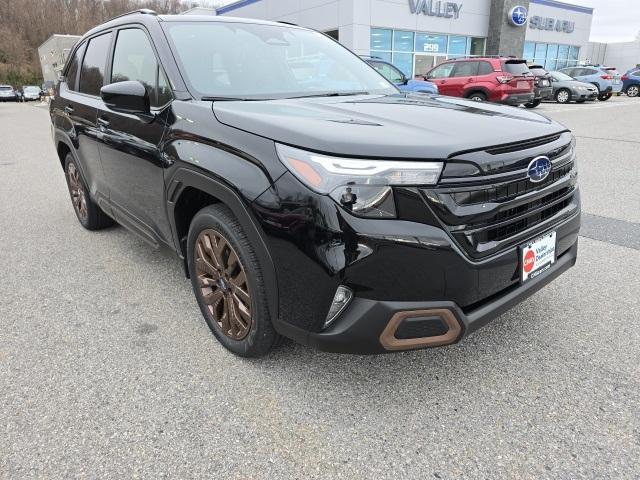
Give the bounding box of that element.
[423,141,578,259]
[452,161,573,206]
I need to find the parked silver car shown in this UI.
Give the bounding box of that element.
[0,85,18,102]
[21,86,42,101]
[549,71,598,104]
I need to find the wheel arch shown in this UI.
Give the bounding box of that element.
[167,168,279,322]
[464,88,489,100]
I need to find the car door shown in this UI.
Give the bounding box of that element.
[57,33,113,213]
[425,62,455,96]
[447,61,479,97]
[96,27,173,246]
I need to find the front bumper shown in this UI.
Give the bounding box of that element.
[297,215,579,354]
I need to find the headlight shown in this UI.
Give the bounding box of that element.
[275,144,443,218]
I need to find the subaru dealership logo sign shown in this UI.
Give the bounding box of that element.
[409,0,463,19]
[527,156,552,183]
[509,5,528,26]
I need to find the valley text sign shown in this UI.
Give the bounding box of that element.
[409,0,463,19]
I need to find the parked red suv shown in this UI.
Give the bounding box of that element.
[423,57,535,106]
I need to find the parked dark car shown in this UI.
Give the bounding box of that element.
[525,64,553,108]
[548,71,598,103]
[424,57,535,106]
[0,85,18,101]
[363,57,438,95]
[621,68,640,97]
[51,11,580,357]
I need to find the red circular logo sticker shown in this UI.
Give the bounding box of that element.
[523,249,535,273]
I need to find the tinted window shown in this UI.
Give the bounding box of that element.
[503,61,530,76]
[111,28,171,107]
[452,61,478,77]
[529,67,547,76]
[583,68,598,75]
[633,70,640,78]
[369,61,404,83]
[79,33,112,96]
[427,63,455,79]
[477,61,493,75]
[65,43,85,91]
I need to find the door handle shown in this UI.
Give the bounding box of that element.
[64,105,74,114]
[97,116,110,127]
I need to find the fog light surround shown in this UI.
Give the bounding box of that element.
[323,286,353,329]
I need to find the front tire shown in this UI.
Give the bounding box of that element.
[626,85,639,97]
[555,89,571,104]
[64,154,114,230]
[187,204,280,357]
[524,99,541,109]
[598,92,612,101]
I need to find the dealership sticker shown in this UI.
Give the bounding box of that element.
[521,231,556,282]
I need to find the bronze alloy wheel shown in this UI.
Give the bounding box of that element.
[195,229,252,340]
[67,162,88,221]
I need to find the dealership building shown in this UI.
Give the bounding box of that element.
[216,0,596,77]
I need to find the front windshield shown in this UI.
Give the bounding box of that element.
[163,21,397,100]
[551,71,574,81]
[24,87,39,93]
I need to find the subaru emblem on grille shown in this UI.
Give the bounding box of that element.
[527,156,552,183]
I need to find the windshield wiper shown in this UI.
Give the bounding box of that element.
[201,96,263,102]
[286,91,369,99]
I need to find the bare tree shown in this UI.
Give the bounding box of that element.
[0,0,188,85]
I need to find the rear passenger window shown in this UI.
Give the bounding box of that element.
[111,28,172,108]
[65,43,86,91]
[633,70,640,78]
[427,63,455,79]
[477,61,493,75]
[79,33,112,96]
[452,61,478,77]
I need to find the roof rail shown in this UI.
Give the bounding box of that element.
[106,9,158,23]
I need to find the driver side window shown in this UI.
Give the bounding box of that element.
[111,28,172,108]
[427,63,455,79]
[371,62,404,83]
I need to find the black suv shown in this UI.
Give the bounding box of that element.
[51,11,581,357]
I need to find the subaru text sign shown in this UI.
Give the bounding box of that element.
[509,6,528,26]
[409,0,463,19]
[529,16,575,33]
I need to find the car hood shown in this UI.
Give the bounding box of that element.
[212,94,566,159]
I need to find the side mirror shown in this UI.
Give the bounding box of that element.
[401,75,409,85]
[101,80,150,115]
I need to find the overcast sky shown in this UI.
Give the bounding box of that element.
[579,0,640,42]
[210,0,640,43]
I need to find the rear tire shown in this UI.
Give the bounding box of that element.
[626,85,639,97]
[187,204,280,357]
[467,92,486,102]
[555,88,571,104]
[524,99,541,109]
[598,93,612,101]
[64,154,114,230]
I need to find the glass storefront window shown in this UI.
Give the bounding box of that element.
[470,38,486,56]
[448,36,468,57]
[371,28,392,51]
[523,42,580,71]
[569,46,579,61]
[523,42,535,61]
[557,45,570,60]
[393,30,414,52]
[392,52,414,77]
[369,28,486,77]
[534,43,548,59]
[415,33,447,54]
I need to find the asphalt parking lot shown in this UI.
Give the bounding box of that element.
[1,97,639,479]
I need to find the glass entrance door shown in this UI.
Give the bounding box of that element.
[414,55,436,78]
